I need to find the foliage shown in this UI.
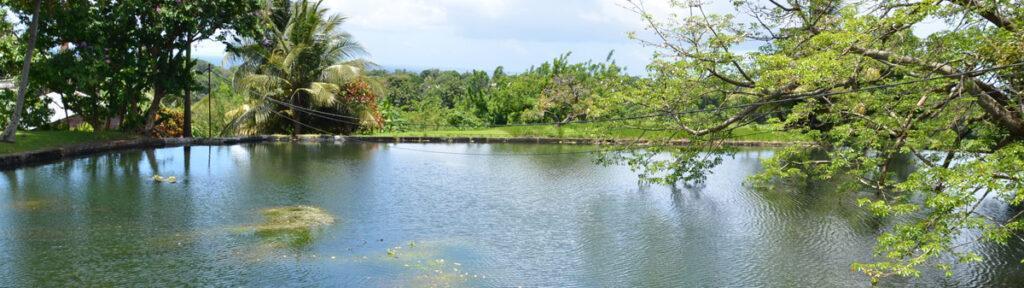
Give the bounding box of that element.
[7,0,260,133]
[372,53,632,131]
[622,0,1024,283]
[525,52,627,124]
[0,88,49,129]
[368,122,807,142]
[0,7,50,129]
[226,0,378,135]
[192,83,247,138]
[150,108,184,138]
[0,8,18,77]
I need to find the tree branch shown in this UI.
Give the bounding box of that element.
[947,0,1018,32]
[849,46,1024,137]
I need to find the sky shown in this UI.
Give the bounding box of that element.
[197,0,941,74]
[194,0,680,74]
[11,0,945,76]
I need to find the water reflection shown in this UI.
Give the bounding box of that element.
[0,143,1021,286]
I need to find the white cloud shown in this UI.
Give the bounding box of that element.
[182,0,958,77]
[322,0,512,32]
[313,0,657,73]
[192,40,229,66]
[443,0,509,18]
[325,0,450,32]
[189,0,713,74]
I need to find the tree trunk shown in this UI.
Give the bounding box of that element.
[1,0,42,142]
[291,91,303,136]
[143,85,166,136]
[183,39,193,138]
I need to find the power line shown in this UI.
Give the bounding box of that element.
[266,98,365,125]
[268,109,339,135]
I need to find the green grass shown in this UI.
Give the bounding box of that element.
[0,125,806,156]
[364,123,810,142]
[0,131,135,155]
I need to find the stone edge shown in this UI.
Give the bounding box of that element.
[1,135,802,170]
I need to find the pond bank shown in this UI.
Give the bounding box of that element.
[0,134,802,170]
[349,135,799,147]
[0,136,277,170]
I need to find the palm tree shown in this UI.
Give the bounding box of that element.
[1,0,42,142]
[225,0,378,136]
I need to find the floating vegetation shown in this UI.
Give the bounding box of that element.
[375,241,481,287]
[151,175,178,183]
[247,205,335,248]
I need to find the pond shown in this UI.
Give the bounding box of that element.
[1,143,1023,287]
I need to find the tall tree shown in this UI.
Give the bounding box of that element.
[620,0,1024,283]
[22,0,259,134]
[226,0,374,135]
[138,0,261,135]
[0,0,41,142]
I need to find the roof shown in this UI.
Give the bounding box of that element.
[43,92,78,123]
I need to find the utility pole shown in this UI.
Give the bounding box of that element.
[208,63,213,137]
[183,35,193,138]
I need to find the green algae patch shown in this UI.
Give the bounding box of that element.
[257,206,335,232]
[249,205,335,248]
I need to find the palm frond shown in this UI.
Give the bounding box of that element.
[300,82,341,107]
[237,74,289,99]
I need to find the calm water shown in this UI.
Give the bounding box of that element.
[1,143,1023,287]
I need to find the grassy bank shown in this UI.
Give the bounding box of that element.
[0,131,135,155]
[364,123,810,142]
[0,125,807,156]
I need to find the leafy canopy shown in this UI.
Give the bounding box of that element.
[617,0,1024,283]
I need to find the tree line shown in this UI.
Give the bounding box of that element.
[370,52,632,131]
[0,0,633,138]
[0,0,260,140]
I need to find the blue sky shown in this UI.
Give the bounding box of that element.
[4,0,950,75]
[195,0,670,74]
[184,0,944,75]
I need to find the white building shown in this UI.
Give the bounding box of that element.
[1,78,78,125]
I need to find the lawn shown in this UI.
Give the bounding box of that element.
[364,123,810,142]
[0,131,135,155]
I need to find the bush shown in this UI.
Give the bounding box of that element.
[151,108,184,138]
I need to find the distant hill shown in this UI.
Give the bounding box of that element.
[191,59,233,98]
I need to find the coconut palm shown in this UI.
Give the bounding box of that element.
[225,0,379,136]
[1,0,42,142]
